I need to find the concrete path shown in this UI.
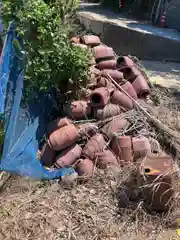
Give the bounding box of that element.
[78,3,180,61]
[141,60,180,90]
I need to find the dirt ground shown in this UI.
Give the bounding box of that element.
[1,61,180,240]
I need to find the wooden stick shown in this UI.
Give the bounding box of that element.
[105,72,180,145]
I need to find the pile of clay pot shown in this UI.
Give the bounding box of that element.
[41,35,174,212]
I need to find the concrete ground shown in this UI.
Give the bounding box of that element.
[141,60,180,90]
[78,2,180,61]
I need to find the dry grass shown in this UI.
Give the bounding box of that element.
[1,85,180,239]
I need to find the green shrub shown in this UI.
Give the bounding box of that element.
[1,0,89,101]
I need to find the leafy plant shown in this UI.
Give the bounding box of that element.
[1,0,89,101]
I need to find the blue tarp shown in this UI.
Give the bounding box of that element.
[0,24,75,180]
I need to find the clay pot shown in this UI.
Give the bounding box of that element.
[55,144,82,168]
[65,100,91,120]
[96,76,111,88]
[72,43,88,49]
[101,116,129,139]
[137,154,174,212]
[76,158,94,177]
[47,117,72,135]
[90,87,114,107]
[111,90,133,110]
[132,76,150,98]
[117,56,134,68]
[41,142,56,167]
[49,124,80,151]
[121,81,138,100]
[95,150,119,169]
[93,45,115,61]
[82,133,106,160]
[94,104,121,120]
[81,35,101,47]
[111,136,133,165]
[97,59,117,70]
[122,66,141,81]
[102,70,124,84]
[132,136,151,160]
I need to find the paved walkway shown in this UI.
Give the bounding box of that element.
[78,3,180,61]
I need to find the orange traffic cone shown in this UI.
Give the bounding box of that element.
[160,10,167,28]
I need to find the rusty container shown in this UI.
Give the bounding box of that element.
[76,158,94,177]
[66,100,91,120]
[82,133,106,160]
[48,124,80,151]
[47,117,72,135]
[81,35,101,47]
[55,144,82,168]
[137,154,174,212]
[103,70,124,84]
[111,136,133,165]
[41,142,56,167]
[111,90,133,110]
[95,150,119,169]
[89,87,114,107]
[93,103,121,120]
[132,76,150,98]
[93,45,115,61]
[132,136,151,160]
[96,76,111,88]
[122,66,141,81]
[117,56,134,68]
[97,59,117,70]
[121,81,138,100]
[101,116,129,139]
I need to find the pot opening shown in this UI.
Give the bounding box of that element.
[144,168,151,173]
[123,67,131,75]
[117,56,125,65]
[91,94,102,104]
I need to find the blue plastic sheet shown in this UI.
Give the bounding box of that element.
[0,24,75,180]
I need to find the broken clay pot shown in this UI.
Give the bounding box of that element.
[111,136,133,165]
[55,144,82,168]
[97,59,117,70]
[47,117,72,135]
[95,150,119,169]
[102,69,124,84]
[122,66,141,81]
[132,136,151,160]
[132,76,150,98]
[82,133,106,160]
[93,45,115,61]
[93,103,121,120]
[76,158,94,177]
[41,142,56,167]
[137,154,174,212]
[90,87,114,107]
[81,35,101,47]
[121,81,138,100]
[49,124,80,151]
[117,56,134,68]
[111,90,133,110]
[66,100,91,120]
[101,116,129,139]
